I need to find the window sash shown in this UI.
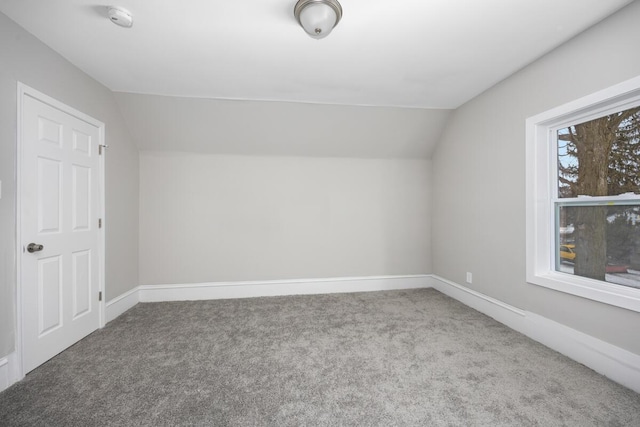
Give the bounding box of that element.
[553,196,640,207]
[552,199,640,271]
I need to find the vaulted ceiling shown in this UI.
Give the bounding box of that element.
[1,0,632,108]
[0,0,633,157]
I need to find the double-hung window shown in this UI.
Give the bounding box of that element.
[526,76,640,312]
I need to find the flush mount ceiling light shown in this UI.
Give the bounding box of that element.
[294,0,342,39]
[107,6,133,28]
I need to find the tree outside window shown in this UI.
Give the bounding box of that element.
[556,106,640,288]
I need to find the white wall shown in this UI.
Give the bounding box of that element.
[139,152,431,285]
[0,12,139,358]
[432,1,640,354]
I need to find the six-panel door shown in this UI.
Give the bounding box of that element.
[21,94,101,373]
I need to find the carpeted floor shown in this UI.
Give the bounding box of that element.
[1,288,639,426]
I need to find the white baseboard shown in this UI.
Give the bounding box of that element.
[0,352,22,393]
[138,275,432,303]
[0,356,8,392]
[523,312,640,394]
[428,275,640,394]
[427,275,528,332]
[106,286,140,323]
[105,275,430,322]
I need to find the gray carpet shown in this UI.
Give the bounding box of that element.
[1,288,639,426]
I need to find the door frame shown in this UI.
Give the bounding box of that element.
[15,82,106,378]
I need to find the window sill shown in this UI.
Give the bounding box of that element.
[527,270,640,313]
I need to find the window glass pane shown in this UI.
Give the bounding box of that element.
[557,106,640,198]
[557,205,640,289]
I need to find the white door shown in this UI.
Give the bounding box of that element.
[20,91,104,373]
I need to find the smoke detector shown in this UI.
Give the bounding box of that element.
[107,6,133,28]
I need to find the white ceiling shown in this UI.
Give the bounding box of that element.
[0,0,633,109]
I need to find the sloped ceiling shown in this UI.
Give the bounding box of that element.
[114,93,451,158]
[0,0,633,157]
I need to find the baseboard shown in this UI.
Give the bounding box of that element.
[138,275,432,303]
[106,286,140,323]
[0,352,22,393]
[428,275,640,394]
[105,275,431,321]
[525,312,640,393]
[0,356,8,392]
[427,275,528,333]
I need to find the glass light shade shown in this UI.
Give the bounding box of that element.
[295,0,342,39]
[299,4,337,39]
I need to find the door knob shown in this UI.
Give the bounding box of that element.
[27,243,44,253]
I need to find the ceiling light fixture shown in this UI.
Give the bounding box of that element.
[294,0,342,39]
[107,6,133,28]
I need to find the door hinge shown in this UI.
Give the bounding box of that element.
[98,218,102,228]
[98,144,108,155]
[99,291,103,301]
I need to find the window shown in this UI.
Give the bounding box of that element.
[526,76,640,312]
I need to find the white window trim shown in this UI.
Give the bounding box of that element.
[526,75,640,313]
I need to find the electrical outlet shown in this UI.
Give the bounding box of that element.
[466,272,472,284]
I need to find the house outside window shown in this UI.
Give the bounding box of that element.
[526,76,640,313]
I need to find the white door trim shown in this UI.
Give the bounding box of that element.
[15,82,106,379]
